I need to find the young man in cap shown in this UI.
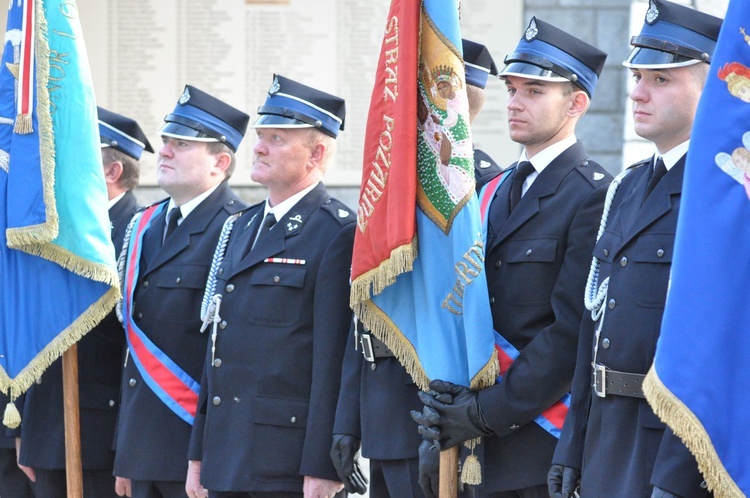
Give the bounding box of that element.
[330,38,502,498]
[549,2,722,497]
[413,19,612,497]
[13,107,153,498]
[185,74,354,498]
[114,88,248,498]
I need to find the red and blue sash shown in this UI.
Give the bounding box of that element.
[478,170,569,438]
[122,203,200,425]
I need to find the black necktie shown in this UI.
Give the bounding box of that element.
[252,212,276,249]
[164,207,181,242]
[643,157,667,202]
[509,161,535,212]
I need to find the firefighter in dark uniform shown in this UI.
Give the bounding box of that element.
[330,39,502,498]
[413,19,612,498]
[549,2,722,497]
[14,107,152,498]
[113,87,249,498]
[185,75,354,498]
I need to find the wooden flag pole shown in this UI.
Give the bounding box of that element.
[439,446,459,497]
[62,344,83,498]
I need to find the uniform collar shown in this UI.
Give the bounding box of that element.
[519,134,577,174]
[263,181,320,222]
[655,140,690,171]
[167,183,220,222]
[108,191,126,210]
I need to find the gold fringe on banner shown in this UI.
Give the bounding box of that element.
[644,367,744,497]
[0,286,121,428]
[350,237,418,309]
[13,113,32,134]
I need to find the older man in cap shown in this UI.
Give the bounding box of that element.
[549,2,722,497]
[114,87,248,498]
[185,74,354,498]
[413,18,612,497]
[12,107,152,498]
[330,38,501,498]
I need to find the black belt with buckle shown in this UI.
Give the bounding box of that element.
[592,363,646,399]
[359,332,394,362]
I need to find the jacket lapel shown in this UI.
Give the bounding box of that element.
[489,141,588,251]
[143,182,233,276]
[230,183,329,276]
[617,156,684,250]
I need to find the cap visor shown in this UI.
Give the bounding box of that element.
[498,61,569,83]
[158,122,218,142]
[623,47,703,69]
[251,114,314,130]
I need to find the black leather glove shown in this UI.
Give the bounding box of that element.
[411,379,492,450]
[650,486,681,498]
[547,464,581,498]
[330,434,368,494]
[417,439,440,498]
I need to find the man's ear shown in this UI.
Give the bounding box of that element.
[103,161,123,185]
[307,142,326,171]
[568,91,590,118]
[213,151,232,175]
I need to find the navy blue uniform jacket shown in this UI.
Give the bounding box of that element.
[476,141,611,492]
[114,182,245,481]
[553,156,708,497]
[188,183,355,493]
[19,191,140,470]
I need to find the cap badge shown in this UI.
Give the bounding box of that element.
[179,87,190,105]
[593,172,605,181]
[337,209,350,218]
[645,0,659,24]
[525,19,539,41]
[269,76,281,95]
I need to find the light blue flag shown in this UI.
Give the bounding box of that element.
[644,2,750,495]
[0,0,119,421]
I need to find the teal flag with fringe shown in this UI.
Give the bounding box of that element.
[0,0,119,424]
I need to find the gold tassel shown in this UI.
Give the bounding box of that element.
[460,454,482,485]
[3,402,21,429]
[460,437,482,485]
[14,113,32,134]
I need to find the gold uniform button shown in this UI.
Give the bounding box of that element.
[213,396,221,406]
[226,284,235,292]
[129,378,136,387]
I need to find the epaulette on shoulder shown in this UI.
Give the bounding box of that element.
[627,158,651,171]
[138,197,169,212]
[321,197,356,225]
[574,158,613,188]
[233,200,262,219]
